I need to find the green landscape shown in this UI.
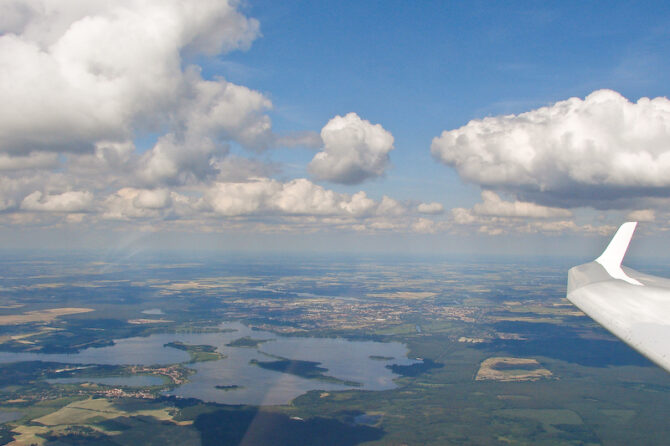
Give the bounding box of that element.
[164,342,226,364]
[0,254,669,445]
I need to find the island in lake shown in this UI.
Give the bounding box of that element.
[369,355,394,361]
[225,336,269,348]
[250,358,361,387]
[164,342,225,363]
[215,384,243,391]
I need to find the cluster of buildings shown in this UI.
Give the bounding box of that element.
[223,294,481,333]
[128,365,189,385]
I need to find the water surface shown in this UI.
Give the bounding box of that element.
[0,412,22,424]
[0,322,417,405]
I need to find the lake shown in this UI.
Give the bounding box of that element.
[0,322,418,405]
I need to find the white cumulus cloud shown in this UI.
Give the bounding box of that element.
[102,188,191,220]
[432,90,670,208]
[0,0,270,169]
[204,178,381,217]
[20,190,92,212]
[0,152,59,171]
[0,2,452,237]
[309,113,394,184]
[377,196,405,216]
[447,191,590,236]
[627,209,655,222]
[205,179,278,217]
[417,202,444,214]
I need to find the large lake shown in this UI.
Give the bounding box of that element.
[0,322,418,405]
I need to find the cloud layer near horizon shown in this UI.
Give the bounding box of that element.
[450,192,611,236]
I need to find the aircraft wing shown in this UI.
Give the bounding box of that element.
[567,222,670,372]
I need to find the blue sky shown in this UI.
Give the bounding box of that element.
[219,0,670,205]
[1,1,670,256]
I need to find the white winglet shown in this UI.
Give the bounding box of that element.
[567,222,670,372]
[595,221,642,285]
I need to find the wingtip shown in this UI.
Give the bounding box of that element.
[595,222,641,285]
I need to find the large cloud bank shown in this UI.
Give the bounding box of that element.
[0,1,439,235]
[0,0,268,161]
[432,90,670,208]
[309,113,394,184]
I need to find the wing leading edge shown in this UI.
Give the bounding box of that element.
[567,222,670,372]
